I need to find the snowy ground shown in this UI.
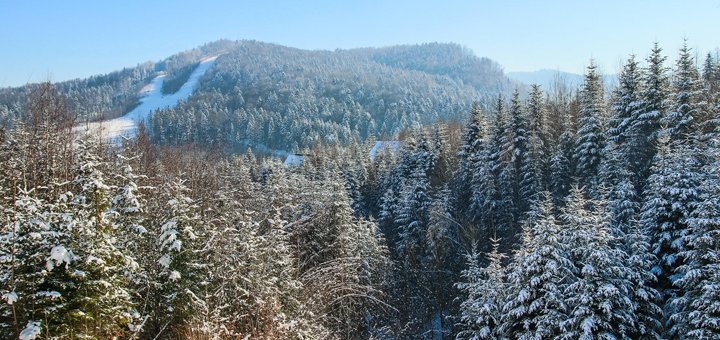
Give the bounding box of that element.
[74,55,218,142]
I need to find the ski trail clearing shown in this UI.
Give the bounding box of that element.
[75,55,218,141]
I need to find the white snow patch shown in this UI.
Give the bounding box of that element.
[85,255,106,266]
[37,291,62,299]
[158,255,171,268]
[4,291,17,305]
[169,270,181,281]
[19,321,42,340]
[46,245,74,271]
[75,55,219,141]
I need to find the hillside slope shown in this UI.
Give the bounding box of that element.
[76,56,218,140]
[1,40,515,150]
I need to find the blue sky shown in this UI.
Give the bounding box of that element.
[1,0,718,87]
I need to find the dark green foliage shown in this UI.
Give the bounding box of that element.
[161,62,200,95]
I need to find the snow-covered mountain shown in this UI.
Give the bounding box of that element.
[75,56,218,140]
[2,40,516,150]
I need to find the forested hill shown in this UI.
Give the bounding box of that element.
[0,40,514,150]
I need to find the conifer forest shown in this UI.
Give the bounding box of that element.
[1,24,720,340]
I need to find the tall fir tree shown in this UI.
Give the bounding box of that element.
[665,41,704,142]
[526,84,550,188]
[456,240,505,340]
[488,95,516,245]
[671,155,720,338]
[559,187,635,339]
[609,55,645,188]
[151,177,205,337]
[575,61,606,195]
[500,193,570,339]
[638,134,703,335]
[631,43,669,190]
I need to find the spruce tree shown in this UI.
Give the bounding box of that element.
[631,43,669,189]
[610,55,645,188]
[153,178,205,336]
[66,138,136,338]
[500,193,570,339]
[665,41,703,142]
[2,191,72,339]
[456,240,505,340]
[609,55,643,145]
[671,161,720,338]
[624,222,663,339]
[575,61,606,194]
[638,134,703,334]
[526,84,549,188]
[488,96,516,244]
[559,187,635,339]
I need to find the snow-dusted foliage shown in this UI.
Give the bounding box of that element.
[575,61,606,194]
[671,151,720,338]
[500,194,571,339]
[639,134,703,324]
[1,40,719,339]
[456,240,505,339]
[559,187,635,338]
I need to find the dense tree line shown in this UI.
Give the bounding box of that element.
[1,41,719,339]
[146,41,513,151]
[0,40,236,126]
[0,85,395,339]
[446,42,720,339]
[2,40,514,153]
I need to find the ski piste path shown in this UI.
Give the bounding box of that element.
[75,55,218,141]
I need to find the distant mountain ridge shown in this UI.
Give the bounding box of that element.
[1,40,517,150]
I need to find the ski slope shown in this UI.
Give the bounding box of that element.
[75,55,218,141]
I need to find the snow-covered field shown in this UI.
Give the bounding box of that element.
[74,55,218,141]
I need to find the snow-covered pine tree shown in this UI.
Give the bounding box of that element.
[459,103,487,165]
[638,133,703,334]
[110,153,146,257]
[456,239,506,340]
[605,164,662,339]
[609,55,643,145]
[630,43,669,189]
[526,84,550,189]
[469,146,497,236]
[394,160,435,335]
[395,157,433,263]
[671,158,720,338]
[488,95,516,245]
[153,177,205,336]
[575,61,606,195]
[609,55,645,188]
[500,193,570,339]
[664,41,704,142]
[507,89,540,214]
[64,138,136,338]
[457,103,488,222]
[699,53,720,141]
[559,186,635,339]
[624,221,664,339]
[1,190,73,339]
